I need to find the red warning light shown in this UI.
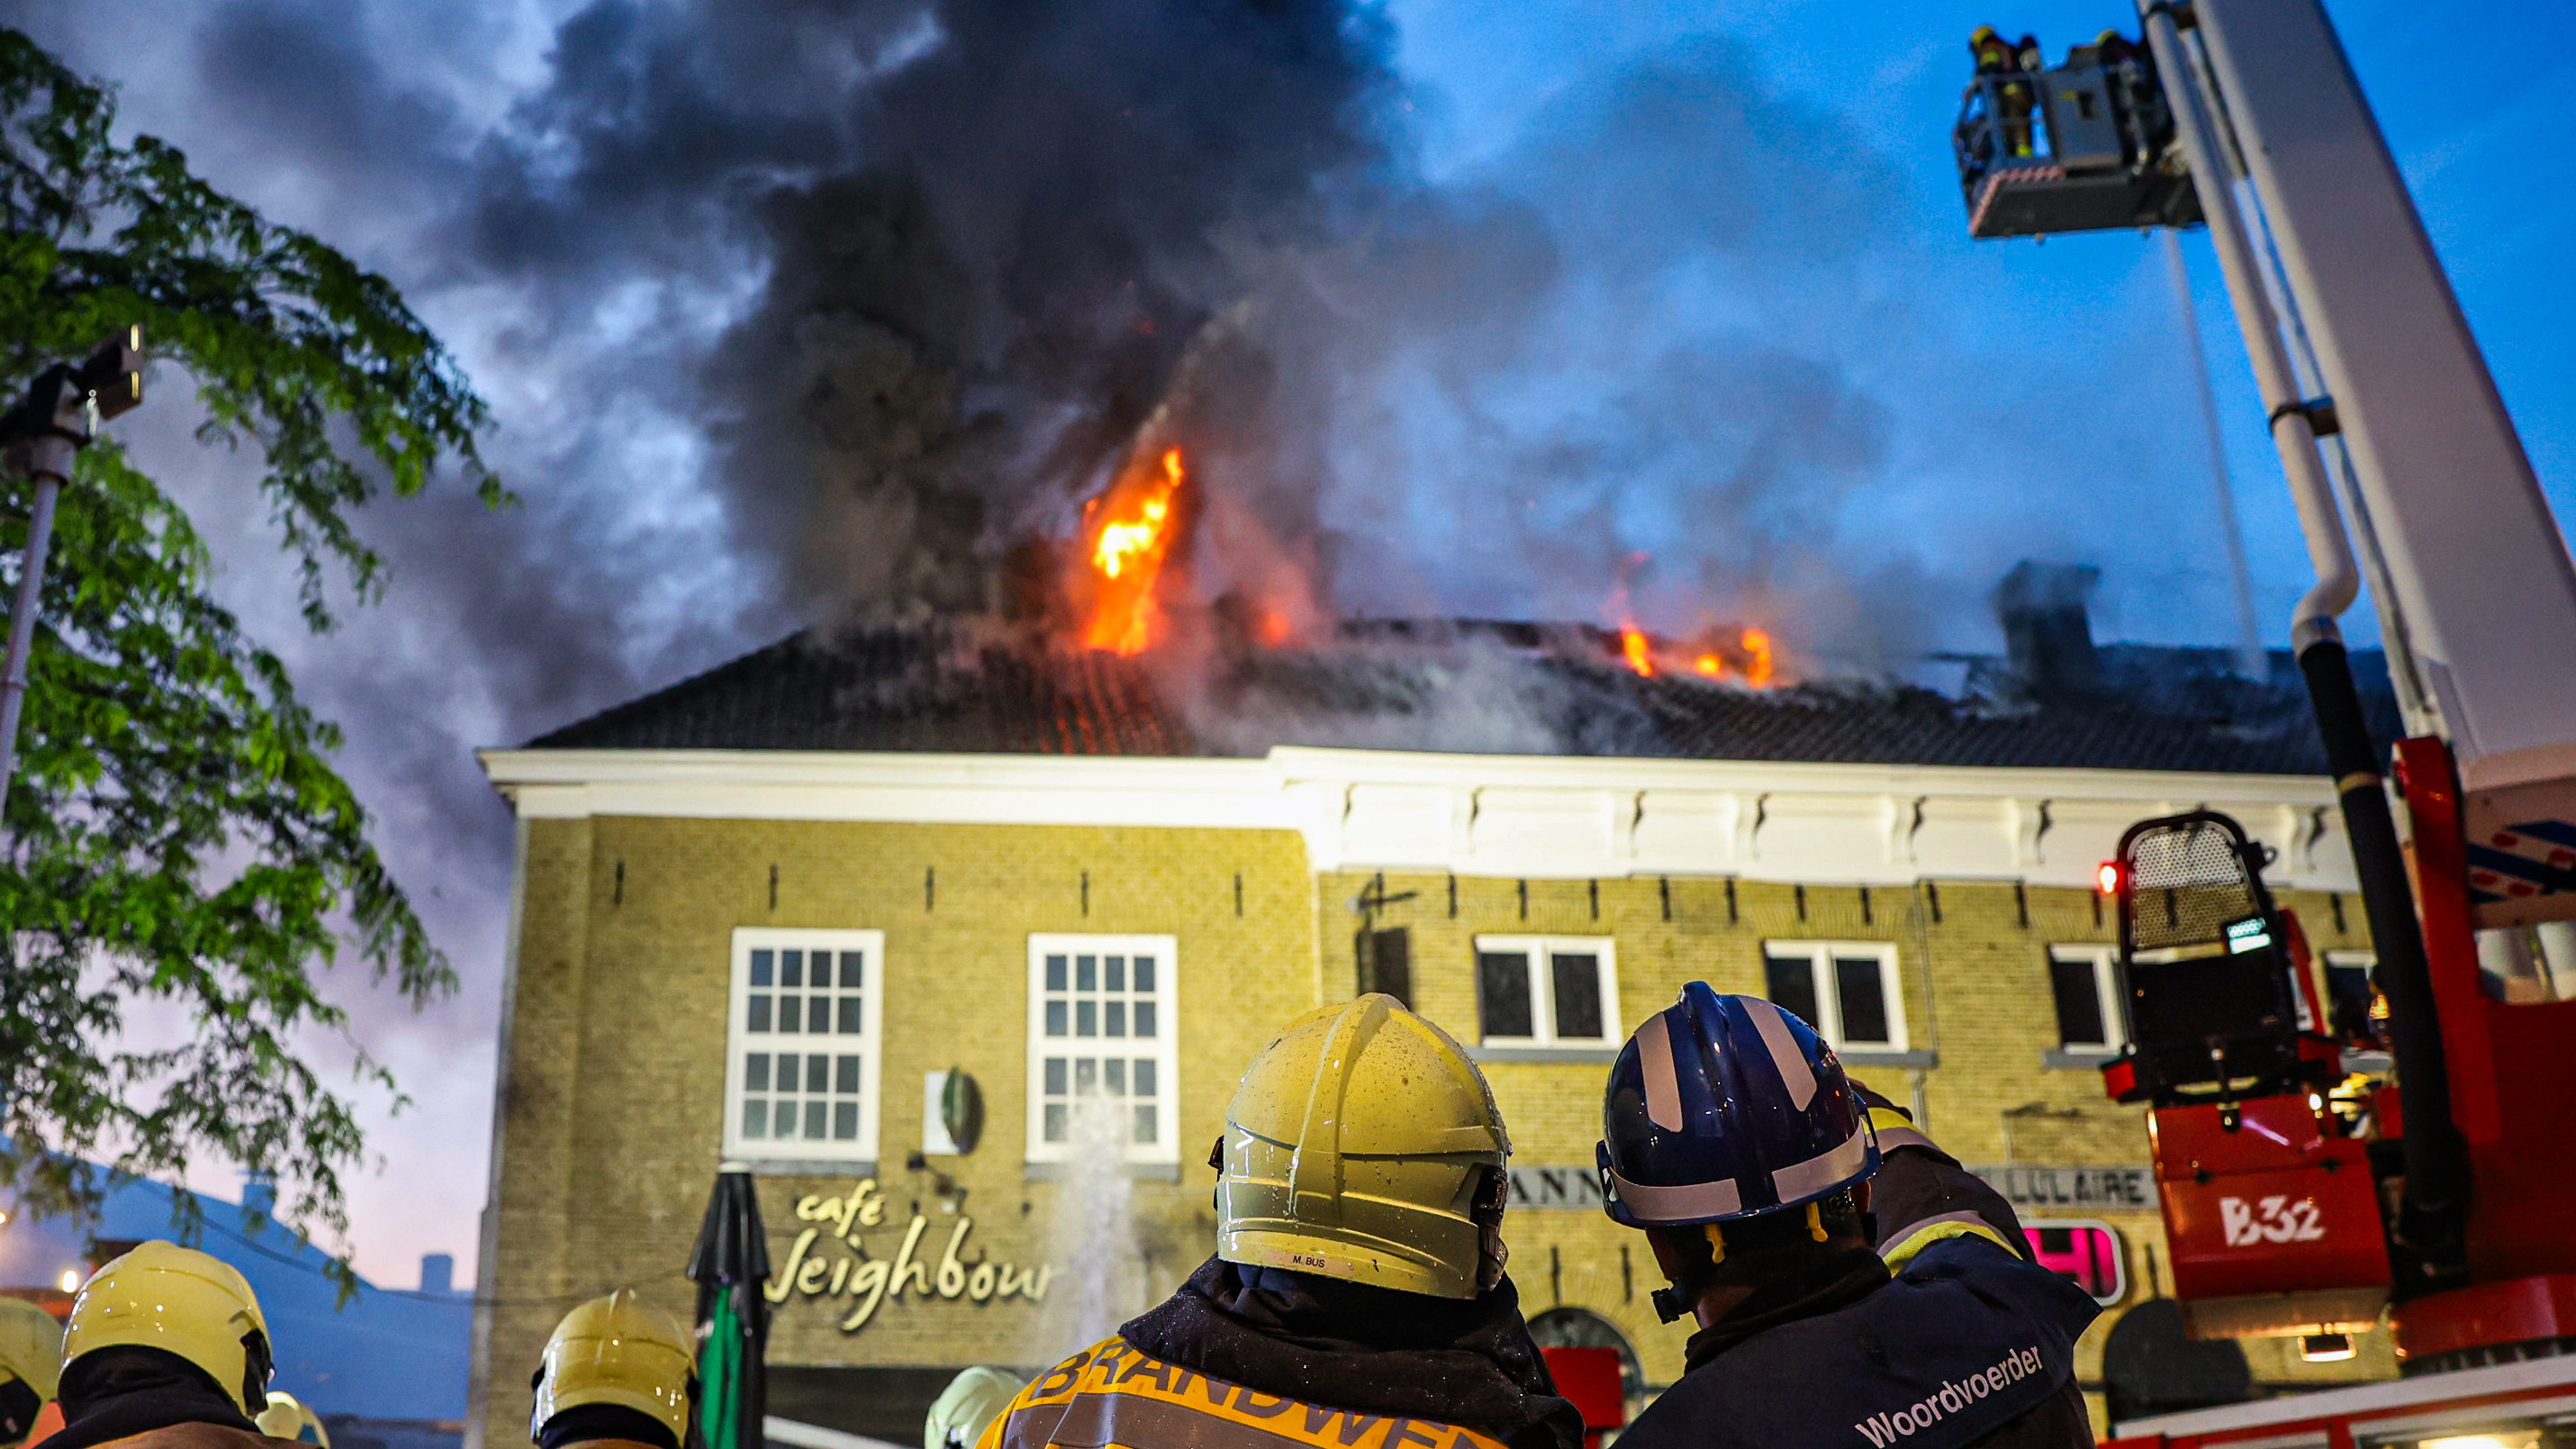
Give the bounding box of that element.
[2097,862,2121,895]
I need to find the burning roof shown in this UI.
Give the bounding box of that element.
[528,620,2397,776]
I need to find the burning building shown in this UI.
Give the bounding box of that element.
[466,562,2409,1445]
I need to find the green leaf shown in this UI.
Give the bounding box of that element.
[0,26,498,1293]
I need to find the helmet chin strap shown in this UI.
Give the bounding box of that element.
[1649,1222,1726,1324]
[1473,1166,1509,1294]
[1650,1283,1695,1325]
[1646,1201,1884,1323]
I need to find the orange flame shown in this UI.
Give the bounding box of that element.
[1081,447,1186,656]
[1621,624,1655,677]
[1692,652,1724,678]
[1741,627,1774,688]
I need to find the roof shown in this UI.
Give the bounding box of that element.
[528,622,2402,776]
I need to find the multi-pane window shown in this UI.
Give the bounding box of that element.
[723,929,883,1164]
[1026,934,1179,1165]
[1473,937,1620,1047]
[1761,941,1907,1052]
[2047,946,2124,1053]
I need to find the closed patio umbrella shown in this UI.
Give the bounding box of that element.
[685,1164,773,1449]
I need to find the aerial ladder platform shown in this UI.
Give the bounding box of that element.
[1955,2,2576,1444]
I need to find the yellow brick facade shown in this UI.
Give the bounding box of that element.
[473,811,2391,1449]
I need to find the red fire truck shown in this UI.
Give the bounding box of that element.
[1957,3,2576,1446]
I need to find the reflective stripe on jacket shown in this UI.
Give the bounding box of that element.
[979,1338,1512,1449]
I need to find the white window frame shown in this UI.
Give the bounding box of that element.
[1026,934,1180,1166]
[2046,945,2127,1055]
[722,928,885,1164]
[1471,936,1622,1047]
[1760,940,1909,1052]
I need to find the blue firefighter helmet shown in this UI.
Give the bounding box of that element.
[1597,983,1880,1227]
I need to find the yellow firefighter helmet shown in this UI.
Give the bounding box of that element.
[0,1297,63,1404]
[257,1390,331,1447]
[63,1242,271,1414]
[923,1366,1024,1449]
[0,1295,63,1445]
[529,1291,694,1446]
[1216,993,1511,1300]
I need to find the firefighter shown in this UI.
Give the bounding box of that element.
[0,1296,62,1447]
[977,994,1583,1449]
[1969,26,2015,73]
[1970,26,2037,158]
[44,1241,294,1449]
[1598,986,2098,1449]
[527,1291,695,1449]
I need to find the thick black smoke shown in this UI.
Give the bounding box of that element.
[665,0,1399,623]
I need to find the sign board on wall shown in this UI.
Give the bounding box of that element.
[1507,1166,1604,1211]
[1968,1164,2154,1211]
[773,1180,1057,1333]
[1513,1164,2149,1214]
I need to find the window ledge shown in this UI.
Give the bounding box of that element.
[1468,1044,1622,1064]
[2040,1049,2119,1072]
[1839,1048,1939,1069]
[1025,1160,1182,1182]
[732,1157,878,1178]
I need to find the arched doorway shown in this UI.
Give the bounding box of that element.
[1527,1306,1647,1401]
[2102,1299,2254,1425]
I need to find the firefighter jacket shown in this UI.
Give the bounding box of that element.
[1615,1099,2100,1449]
[980,1259,1584,1449]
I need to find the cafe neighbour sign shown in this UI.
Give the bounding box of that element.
[769,1179,1057,1333]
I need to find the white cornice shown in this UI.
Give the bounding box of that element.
[478,746,2355,892]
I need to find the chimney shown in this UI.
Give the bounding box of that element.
[419,1253,454,1295]
[240,1173,277,1219]
[1994,561,2101,701]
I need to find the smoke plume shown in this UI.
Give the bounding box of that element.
[702,0,1398,626]
[0,0,2284,1280]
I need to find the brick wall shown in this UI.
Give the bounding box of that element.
[475,818,1320,1449]
[475,815,2391,1449]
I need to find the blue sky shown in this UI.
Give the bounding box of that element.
[1380,0,2576,655]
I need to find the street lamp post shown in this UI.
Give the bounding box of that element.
[0,329,144,817]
